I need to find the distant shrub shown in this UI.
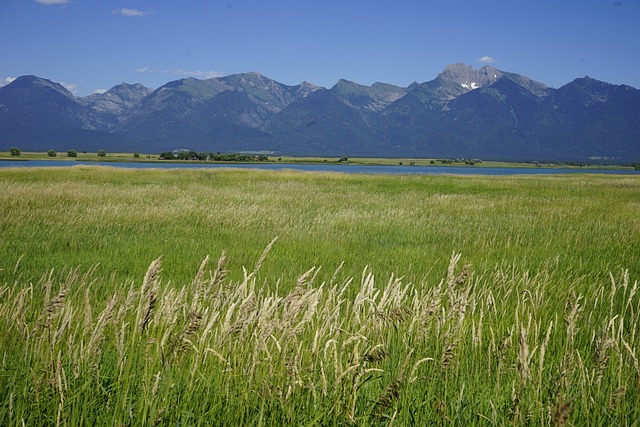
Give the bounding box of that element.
[159,152,175,160]
[47,150,57,157]
[133,153,140,158]
[98,150,106,157]
[338,156,348,163]
[10,147,20,156]
[430,160,435,164]
[67,150,77,158]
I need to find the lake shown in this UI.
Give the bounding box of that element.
[1,160,639,175]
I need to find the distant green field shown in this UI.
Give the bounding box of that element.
[1,166,638,285]
[1,166,639,425]
[2,150,635,169]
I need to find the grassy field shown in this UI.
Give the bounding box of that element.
[1,166,639,425]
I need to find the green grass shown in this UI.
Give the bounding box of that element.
[1,166,638,286]
[1,166,639,425]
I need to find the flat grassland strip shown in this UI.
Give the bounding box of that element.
[0,166,639,425]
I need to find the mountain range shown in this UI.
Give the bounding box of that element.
[1,63,639,162]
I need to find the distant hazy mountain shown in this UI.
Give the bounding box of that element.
[1,65,639,162]
[79,83,153,130]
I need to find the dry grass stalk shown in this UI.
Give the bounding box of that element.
[409,357,435,382]
[140,288,157,333]
[83,286,92,331]
[609,386,626,412]
[36,287,67,330]
[84,296,117,370]
[538,320,554,394]
[174,311,203,356]
[593,330,614,386]
[517,326,531,387]
[210,252,228,290]
[441,334,459,370]
[189,255,209,313]
[138,257,162,332]
[564,292,584,350]
[361,344,388,363]
[248,237,278,280]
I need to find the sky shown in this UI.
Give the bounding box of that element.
[1,0,639,96]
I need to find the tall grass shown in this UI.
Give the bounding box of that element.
[1,166,638,287]
[1,166,639,424]
[0,249,638,425]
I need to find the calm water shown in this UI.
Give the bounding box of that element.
[1,160,639,175]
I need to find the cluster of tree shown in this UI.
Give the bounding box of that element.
[6,147,108,158]
[431,158,482,165]
[159,151,269,162]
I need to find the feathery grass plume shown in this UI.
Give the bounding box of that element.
[552,397,573,427]
[189,255,209,313]
[174,311,204,357]
[83,286,93,331]
[446,252,462,289]
[441,332,460,370]
[86,294,117,365]
[472,308,484,348]
[564,291,584,351]
[409,357,435,382]
[10,285,33,336]
[248,237,278,280]
[209,251,228,291]
[361,344,388,364]
[36,286,67,330]
[330,261,345,285]
[538,320,554,396]
[517,326,531,388]
[419,285,442,334]
[608,386,626,413]
[593,327,614,387]
[374,306,413,330]
[13,253,25,276]
[138,257,162,332]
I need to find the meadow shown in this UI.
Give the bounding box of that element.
[0,166,639,425]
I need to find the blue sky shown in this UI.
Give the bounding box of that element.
[1,0,639,96]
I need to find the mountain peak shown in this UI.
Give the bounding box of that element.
[4,75,75,98]
[438,63,501,90]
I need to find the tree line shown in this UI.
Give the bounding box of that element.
[159,151,269,161]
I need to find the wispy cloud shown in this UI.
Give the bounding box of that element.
[93,88,108,94]
[1,77,17,87]
[173,69,224,79]
[135,67,223,80]
[478,56,496,64]
[113,8,152,17]
[35,0,71,5]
